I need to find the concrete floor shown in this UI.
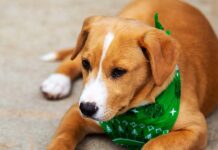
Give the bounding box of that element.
[0,0,217,150]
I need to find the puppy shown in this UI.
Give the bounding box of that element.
[41,0,218,149]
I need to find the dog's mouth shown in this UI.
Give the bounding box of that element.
[118,106,127,114]
[91,106,127,122]
[92,110,117,121]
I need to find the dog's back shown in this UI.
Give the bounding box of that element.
[119,0,218,115]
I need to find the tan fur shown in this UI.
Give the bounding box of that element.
[55,48,75,61]
[45,0,218,149]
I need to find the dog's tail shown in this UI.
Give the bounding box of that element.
[40,48,74,62]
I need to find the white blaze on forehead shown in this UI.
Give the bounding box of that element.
[100,32,114,68]
[79,32,114,119]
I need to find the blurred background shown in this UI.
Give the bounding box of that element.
[0,0,217,150]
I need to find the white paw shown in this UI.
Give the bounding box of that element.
[40,52,57,62]
[40,74,71,100]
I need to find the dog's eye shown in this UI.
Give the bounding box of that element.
[82,59,91,71]
[111,68,127,79]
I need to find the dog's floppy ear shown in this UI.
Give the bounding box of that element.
[71,16,101,60]
[140,29,179,86]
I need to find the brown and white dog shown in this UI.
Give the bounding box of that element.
[40,0,218,149]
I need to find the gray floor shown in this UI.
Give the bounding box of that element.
[0,0,217,150]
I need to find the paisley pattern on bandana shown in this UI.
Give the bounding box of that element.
[99,70,181,150]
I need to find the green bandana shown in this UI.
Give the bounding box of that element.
[99,69,181,150]
[154,12,171,35]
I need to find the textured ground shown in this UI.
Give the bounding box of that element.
[0,0,217,150]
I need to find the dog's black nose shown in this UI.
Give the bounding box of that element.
[79,102,98,117]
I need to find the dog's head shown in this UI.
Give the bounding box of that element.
[72,16,179,121]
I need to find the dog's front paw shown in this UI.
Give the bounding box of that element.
[40,73,71,100]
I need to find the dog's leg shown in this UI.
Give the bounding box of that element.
[142,111,207,150]
[47,103,103,150]
[41,51,81,100]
